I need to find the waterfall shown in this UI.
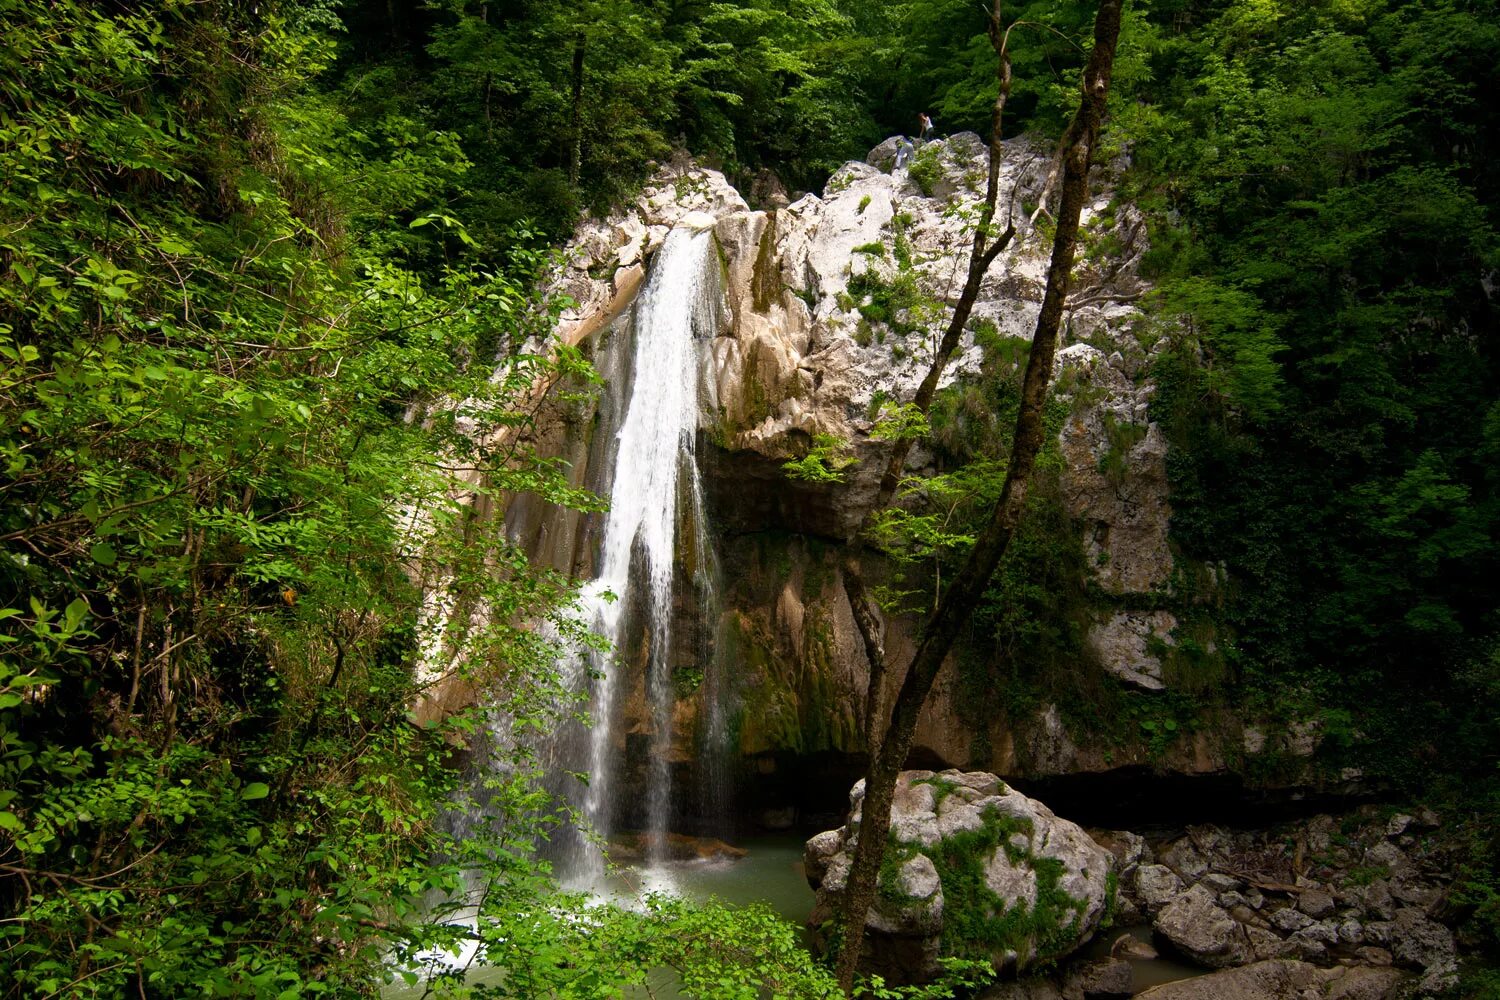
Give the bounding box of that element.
[554,223,727,886]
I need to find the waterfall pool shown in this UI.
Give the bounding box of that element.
[385,835,1207,998]
[609,834,814,923]
[382,835,813,997]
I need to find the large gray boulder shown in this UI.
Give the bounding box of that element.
[1134,960,1321,1000]
[805,769,1114,983]
[1154,883,1253,968]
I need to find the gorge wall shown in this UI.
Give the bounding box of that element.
[483,135,1353,834]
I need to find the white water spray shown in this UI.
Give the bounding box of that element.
[560,224,723,886]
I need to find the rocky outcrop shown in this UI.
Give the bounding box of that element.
[1086,611,1177,691]
[500,135,1358,796]
[804,770,1114,983]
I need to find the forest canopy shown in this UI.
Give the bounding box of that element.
[2,0,1499,996]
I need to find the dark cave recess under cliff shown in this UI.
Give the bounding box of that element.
[640,749,1379,842]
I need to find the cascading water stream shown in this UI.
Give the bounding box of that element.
[556,223,726,888]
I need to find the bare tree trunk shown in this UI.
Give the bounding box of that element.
[832,2,1123,992]
[841,557,887,753]
[837,0,1015,781]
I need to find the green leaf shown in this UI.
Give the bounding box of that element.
[89,542,116,566]
[242,782,270,801]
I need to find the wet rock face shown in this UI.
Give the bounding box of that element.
[804,770,1114,983]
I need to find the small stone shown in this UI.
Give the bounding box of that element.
[1111,931,1159,960]
[1075,957,1133,999]
[1247,924,1293,961]
[1272,907,1315,933]
[803,829,843,887]
[1231,904,1270,929]
[1298,889,1337,919]
[1160,838,1210,881]
[1347,880,1395,921]
[1389,880,1438,907]
[1337,919,1365,946]
[1220,890,1249,909]
[1384,814,1413,838]
[1244,887,1266,910]
[1355,946,1393,967]
[1364,841,1412,877]
[1203,872,1242,892]
[1387,907,1456,971]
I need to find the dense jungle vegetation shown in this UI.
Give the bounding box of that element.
[1,0,1497,996]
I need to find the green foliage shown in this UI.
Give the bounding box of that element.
[872,401,933,443]
[925,807,1086,966]
[847,268,930,339]
[0,2,616,994]
[784,433,857,484]
[1124,0,1500,795]
[907,144,944,197]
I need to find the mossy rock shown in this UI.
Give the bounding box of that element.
[806,769,1116,983]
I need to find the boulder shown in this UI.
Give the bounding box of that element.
[1154,883,1253,968]
[1298,888,1337,919]
[1158,835,1212,881]
[1323,966,1407,1000]
[1134,864,1185,912]
[807,769,1114,983]
[1070,957,1134,999]
[1385,907,1456,972]
[1133,960,1320,1000]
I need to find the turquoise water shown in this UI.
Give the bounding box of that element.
[387,838,1204,997]
[383,836,814,998]
[625,836,813,922]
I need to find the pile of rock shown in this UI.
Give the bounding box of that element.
[1102,810,1456,996]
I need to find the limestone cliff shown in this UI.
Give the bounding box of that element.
[508,135,1333,811]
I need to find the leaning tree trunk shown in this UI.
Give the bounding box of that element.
[832,2,1123,993]
[841,0,1014,761]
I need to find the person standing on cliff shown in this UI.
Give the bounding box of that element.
[917,112,933,141]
